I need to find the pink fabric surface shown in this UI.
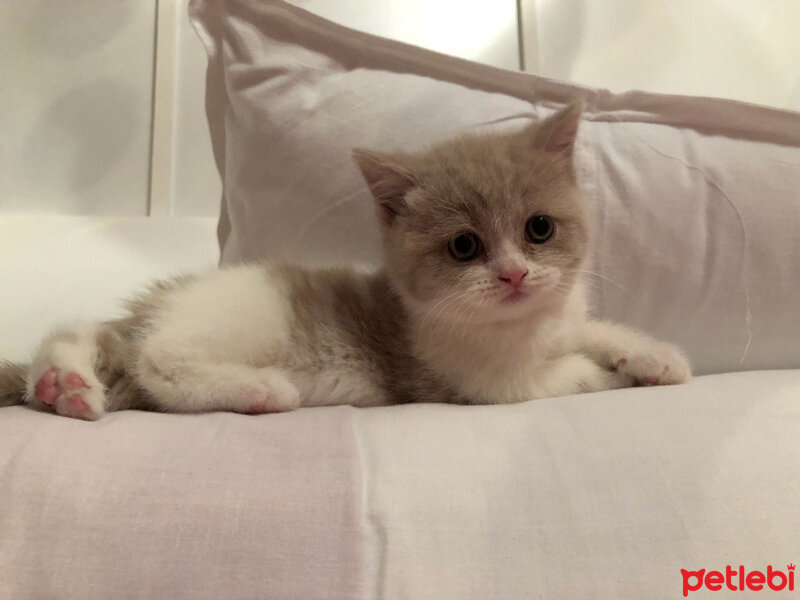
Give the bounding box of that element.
[0,406,369,599]
[190,0,800,376]
[2,370,800,599]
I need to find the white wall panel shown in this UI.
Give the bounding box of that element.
[521,0,800,110]
[170,0,522,217]
[170,5,222,217]
[0,0,156,215]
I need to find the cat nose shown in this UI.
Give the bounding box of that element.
[498,269,528,288]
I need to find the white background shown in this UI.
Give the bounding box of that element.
[520,0,800,109]
[1,0,797,218]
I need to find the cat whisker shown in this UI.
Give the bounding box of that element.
[424,289,478,344]
[428,288,484,350]
[446,291,479,341]
[417,287,468,345]
[295,189,369,241]
[460,292,490,339]
[565,269,628,291]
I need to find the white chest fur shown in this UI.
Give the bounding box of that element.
[413,289,589,404]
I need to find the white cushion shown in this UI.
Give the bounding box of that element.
[189,0,800,376]
[2,370,799,597]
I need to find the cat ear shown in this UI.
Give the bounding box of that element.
[352,149,417,225]
[532,101,584,158]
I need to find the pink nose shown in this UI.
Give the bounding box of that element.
[498,269,528,288]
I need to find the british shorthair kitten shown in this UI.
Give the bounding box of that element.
[0,103,690,420]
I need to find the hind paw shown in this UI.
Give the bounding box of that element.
[32,367,104,420]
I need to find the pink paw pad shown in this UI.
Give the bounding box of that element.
[64,394,95,421]
[64,372,89,389]
[34,368,61,405]
[641,375,660,386]
[245,402,270,415]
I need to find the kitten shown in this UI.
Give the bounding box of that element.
[0,103,690,420]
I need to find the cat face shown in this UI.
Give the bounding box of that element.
[354,103,589,323]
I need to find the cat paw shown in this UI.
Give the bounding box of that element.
[234,368,300,414]
[612,344,691,387]
[31,367,105,420]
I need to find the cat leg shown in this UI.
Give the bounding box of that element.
[536,352,633,398]
[27,323,108,420]
[135,351,300,414]
[577,320,691,386]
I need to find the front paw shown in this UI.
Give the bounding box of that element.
[612,343,691,387]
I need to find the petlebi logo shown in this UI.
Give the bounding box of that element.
[681,564,795,596]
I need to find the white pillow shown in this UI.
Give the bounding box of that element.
[189,0,800,376]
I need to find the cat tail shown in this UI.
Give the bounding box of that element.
[0,361,28,407]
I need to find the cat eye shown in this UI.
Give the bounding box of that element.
[447,232,482,261]
[525,215,555,244]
